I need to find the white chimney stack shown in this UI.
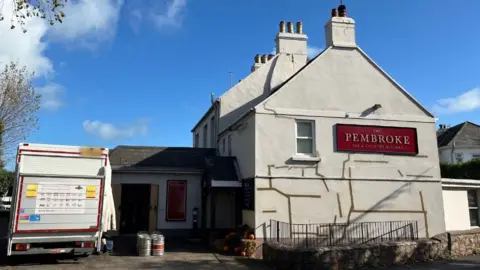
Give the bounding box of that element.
[325,5,356,48]
[275,21,308,64]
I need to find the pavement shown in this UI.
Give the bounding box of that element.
[0,241,272,270]
[379,256,480,270]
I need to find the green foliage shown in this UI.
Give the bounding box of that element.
[0,169,14,195]
[440,159,480,179]
[1,0,67,33]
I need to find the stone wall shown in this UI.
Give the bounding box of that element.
[262,229,480,270]
[448,228,480,257]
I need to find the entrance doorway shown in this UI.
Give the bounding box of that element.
[119,184,151,234]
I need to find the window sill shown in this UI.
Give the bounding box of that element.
[291,156,321,162]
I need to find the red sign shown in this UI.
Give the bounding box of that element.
[336,124,418,155]
[166,180,187,221]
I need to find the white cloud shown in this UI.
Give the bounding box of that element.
[0,1,53,78]
[150,0,187,31]
[129,9,143,33]
[83,119,149,141]
[48,0,124,49]
[307,46,322,59]
[37,83,66,111]
[432,87,480,115]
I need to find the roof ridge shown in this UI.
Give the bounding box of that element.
[437,122,466,147]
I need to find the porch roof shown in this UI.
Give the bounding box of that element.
[109,145,216,169]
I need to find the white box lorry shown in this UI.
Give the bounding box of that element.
[7,143,116,256]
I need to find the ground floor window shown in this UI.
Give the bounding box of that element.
[166,180,187,221]
[468,190,479,226]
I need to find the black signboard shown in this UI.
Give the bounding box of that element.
[242,178,255,211]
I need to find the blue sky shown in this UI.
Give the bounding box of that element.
[1,0,479,164]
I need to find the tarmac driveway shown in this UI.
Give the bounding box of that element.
[0,244,271,270]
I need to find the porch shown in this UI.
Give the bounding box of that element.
[108,146,243,241]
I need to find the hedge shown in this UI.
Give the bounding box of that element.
[440,159,480,179]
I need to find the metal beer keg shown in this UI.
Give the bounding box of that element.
[151,232,164,256]
[136,232,151,256]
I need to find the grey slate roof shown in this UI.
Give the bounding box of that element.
[109,145,216,169]
[109,145,240,182]
[204,156,239,181]
[437,121,480,147]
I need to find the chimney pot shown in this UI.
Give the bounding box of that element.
[254,54,261,64]
[279,21,286,33]
[338,4,347,17]
[296,21,303,34]
[287,22,294,33]
[261,55,267,63]
[331,8,338,17]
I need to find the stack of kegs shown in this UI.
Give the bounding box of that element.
[151,231,165,256]
[136,231,151,257]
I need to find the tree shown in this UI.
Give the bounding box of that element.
[0,62,41,165]
[0,0,66,32]
[0,169,14,195]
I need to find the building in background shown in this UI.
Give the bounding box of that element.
[438,122,480,231]
[437,121,480,164]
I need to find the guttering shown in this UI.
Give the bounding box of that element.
[442,178,480,188]
[112,166,203,174]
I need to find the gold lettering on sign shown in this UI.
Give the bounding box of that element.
[343,133,411,145]
[360,134,369,143]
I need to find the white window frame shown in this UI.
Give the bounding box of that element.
[468,190,479,227]
[295,120,315,156]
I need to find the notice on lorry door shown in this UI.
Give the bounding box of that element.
[34,182,87,214]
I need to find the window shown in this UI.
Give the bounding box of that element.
[194,133,199,148]
[203,125,208,147]
[473,154,480,160]
[295,120,315,155]
[227,135,232,156]
[222,138,226,154]
[455,153,463,163]
[210,117,215,148]
[468,190,479,227]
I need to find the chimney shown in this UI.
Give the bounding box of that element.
[261,54,267,64]
[296,22,303,34]
[325,5,356,48]
[250,54,263,72]
[275,20,308,64]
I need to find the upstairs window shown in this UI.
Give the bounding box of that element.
[295,120,315,156]
[227,135,232,156]
[194,133,199,148]
[468,190,479,227]
[210,117,215,148]
[222,138,226,154]
[203,125,208,148]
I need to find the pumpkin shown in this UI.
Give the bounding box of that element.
[241,251,246,257]
[248,234,255,240]
[223,245,229,252]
